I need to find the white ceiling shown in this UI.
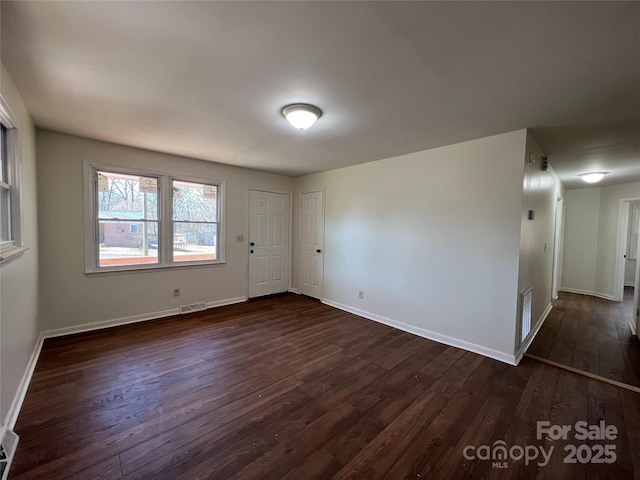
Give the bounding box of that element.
[2,1,639,185]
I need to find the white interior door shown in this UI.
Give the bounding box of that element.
[248,190,290,298]
[300,191,324,299]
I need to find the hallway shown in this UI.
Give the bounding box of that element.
[528,287,640,389]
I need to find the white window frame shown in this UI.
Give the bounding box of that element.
[83,161,225,274]
[0,96,26,267]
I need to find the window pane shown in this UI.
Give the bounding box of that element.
[0,125,9,242]
[173,180,217,222]
[98,171,158,220]
[98,220,159,267]
[0,124,7,184]
[1,187,10,242]
[173,222,217,262]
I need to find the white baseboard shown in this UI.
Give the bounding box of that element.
[514,303,552,365]
[624,282,635,287]
[559,288,613,301]
[41,308,180,339]
[630,320,637,336]
[321,298,517,365]
[3,295,247,438]
[289,288,300,295]
[205,296,247,309]
[42,296,247,339]
[2,333,44,437]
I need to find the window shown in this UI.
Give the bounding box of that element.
[0,96,25,266]
[172,180,219,263]
[96,170,160,268]
[85,163,224,273]
[0,124,10,244]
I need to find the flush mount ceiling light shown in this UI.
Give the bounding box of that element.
[281,104,322,130]
[579,172,609,184]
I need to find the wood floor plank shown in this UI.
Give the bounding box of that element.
[585,379,635,478]
[73,456,123,480]
[228,402,362,480]
[323,377,433,465]
[419,344,466,378]
[331,391,449,479]
[278,448,343,480]
[515,361,561,424]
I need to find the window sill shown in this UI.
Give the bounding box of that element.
[0,245,29,268]
[85,260,226,276]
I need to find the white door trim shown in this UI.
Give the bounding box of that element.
[551,193,565,299]
[634,228,640,338]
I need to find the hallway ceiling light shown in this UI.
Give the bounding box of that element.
[579,172,609,184]
[281,104,322,130]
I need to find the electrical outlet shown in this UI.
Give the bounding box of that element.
[359,291,364,299]
[173,288,180,297]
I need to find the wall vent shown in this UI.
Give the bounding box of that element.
[179,302,207,314]
[520,287,533,343]
[1,430,19,480]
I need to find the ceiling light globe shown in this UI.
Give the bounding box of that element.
[579,172,608,184]
[282,104,322,130]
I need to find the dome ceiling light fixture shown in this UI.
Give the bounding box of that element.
[281,103,322,130]
[579,172,609,184]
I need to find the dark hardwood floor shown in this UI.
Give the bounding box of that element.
[528,287,640,389]
[10,293,640,479]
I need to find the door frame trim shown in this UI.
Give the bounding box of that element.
[551,193,565,299]
[246,188,293,299]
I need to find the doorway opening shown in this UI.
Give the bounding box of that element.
[614,198,640,301]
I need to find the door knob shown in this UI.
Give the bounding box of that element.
[250,242,255,246]
[250,250,254,254]
[316,249,322,253]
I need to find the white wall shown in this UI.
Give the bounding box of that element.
[293,130,527,362]
[517,134,563,347]
[561,188,601,295]
[562,181,640,299]
[36,130,293,331]
[0,64,39,433]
